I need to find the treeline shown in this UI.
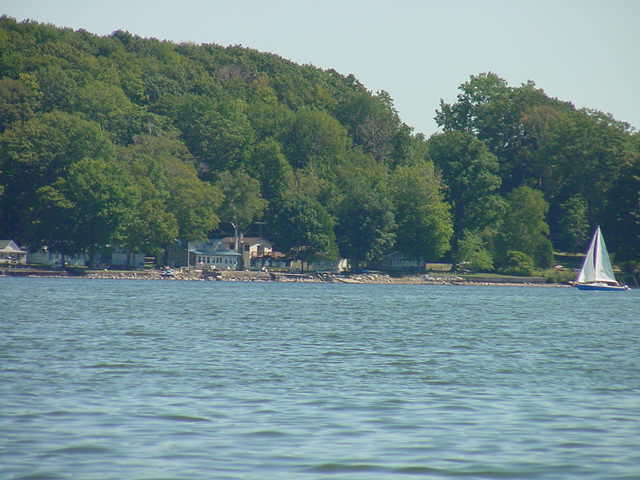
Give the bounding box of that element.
[0,17,638,272]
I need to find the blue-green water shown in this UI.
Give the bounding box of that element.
[1,277,639,480]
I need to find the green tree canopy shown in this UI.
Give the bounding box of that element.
[35,157,131,258]
[497,186,553,269]
[554,194,589,253]
[215,169,267,250]
[427,130,503,256]
[119,134,221,243]
[604,144,640,261]
[389,162,453,261]
[454,229,494,272]
[0,74,42,131]
[269,194,338,270]
[334,154,396,269]
[250,138,294,202]
[0,110,115,245]
[285,108,349,171]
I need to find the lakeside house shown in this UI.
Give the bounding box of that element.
[28,248,88,267]
[370,251,426,273]
[27,246,146,268]
[222,236,273,270]
[110,249,146,269]
[0,240,27,264]
[189,239,242,270]
[5,235,345,274]
[289,256,349,273]
[250,251,290,270]
[186,236,278,271]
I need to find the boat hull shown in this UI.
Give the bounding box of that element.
[575,283,630,292]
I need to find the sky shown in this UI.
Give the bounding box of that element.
[3,0,639,137]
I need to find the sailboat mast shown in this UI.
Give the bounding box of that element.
[593,226,600,272]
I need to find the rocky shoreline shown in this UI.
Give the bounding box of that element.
[1,267,569,287]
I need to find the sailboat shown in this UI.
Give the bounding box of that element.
[575,226,630,291]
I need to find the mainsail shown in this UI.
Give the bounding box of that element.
[576,226,617,284]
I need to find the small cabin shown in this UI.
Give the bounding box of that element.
[0,240,27,264]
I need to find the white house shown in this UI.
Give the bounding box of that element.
[110,249,146,268]
[27,247,88,267]
[370,251,426,272]
[189,239,241,270]
[0,240,27,264]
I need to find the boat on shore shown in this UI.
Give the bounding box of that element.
[574,226,630,291]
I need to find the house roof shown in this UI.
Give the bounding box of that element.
[221,237,273,247]
[189,239,240,256]
[0,240,26,253]
[191,249,240,257]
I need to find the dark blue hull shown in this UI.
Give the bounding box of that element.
[575,283,630,291]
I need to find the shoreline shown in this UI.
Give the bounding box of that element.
[1,267,570,287]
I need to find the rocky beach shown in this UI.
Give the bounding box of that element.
[1,266,566,287]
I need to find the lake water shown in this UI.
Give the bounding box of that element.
[1,277,639,479]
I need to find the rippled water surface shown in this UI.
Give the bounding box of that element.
[1,277,639,479]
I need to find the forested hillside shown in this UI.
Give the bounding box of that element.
[1,17,638,272]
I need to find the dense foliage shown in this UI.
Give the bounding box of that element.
[1,18,638,270]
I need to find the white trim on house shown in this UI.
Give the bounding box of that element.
[189,239,241,270]
[0,240,27,264]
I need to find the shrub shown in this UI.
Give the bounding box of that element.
[499,250,534,275]
[542,268,576,284]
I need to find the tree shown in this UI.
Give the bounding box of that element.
[334,154,396,269]
[269,195,337,271]
[0,74,42,131]
[435,72,511,134]
[158,94,255,175]
[120,134,223,242]
[34,63,79,112]
[114,180,179,260]
[285,108,349,171]
[72,80,147,145]
[435,73,570,192]
[427,131,503,257]
[604,143,640,262]
[389,162,453,261]
[336,90,403,164]
[166,164,223,242]
[528,108,629,223]
[497,186,553,269]
[247,98,295,142]
[554,194,589,252]
[454,229,494,272]
[250,138,294,202]
[215,170,267,251]
[500,250,534,276]
[34,157,132,262]
[0,110,115,246]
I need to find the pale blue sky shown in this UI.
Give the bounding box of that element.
[3,0,639,136]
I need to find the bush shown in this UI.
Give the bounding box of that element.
[542,268,576,284]
[499,250,534,275]
[455,230,494,272]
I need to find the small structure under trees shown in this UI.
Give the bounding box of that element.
[0,240,27,264]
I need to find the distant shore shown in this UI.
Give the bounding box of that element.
[0,266,570,287]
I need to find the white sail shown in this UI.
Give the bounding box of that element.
[576,226,617,284]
